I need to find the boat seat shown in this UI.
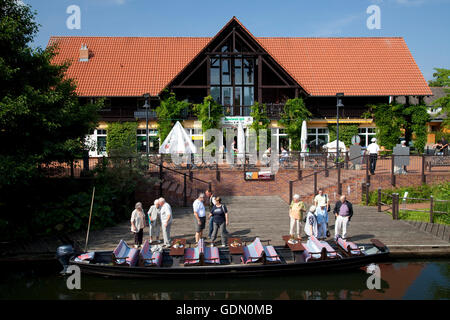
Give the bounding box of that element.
[139,240,162,267]
[241,237,265,264]
[310,236,338,259]
[74,252,95,263]
[112,240,139,266]
[303,239,323,262]
[204,246,220,264]
[184,239,204,265]
[263,245,281,264]
[336,236,362,256]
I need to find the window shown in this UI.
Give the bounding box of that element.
[209,46,255,115]
[307,128,329,152]
[96,129,107,153]
[358,127,376,147]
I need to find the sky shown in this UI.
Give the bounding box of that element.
[23,0,450,81]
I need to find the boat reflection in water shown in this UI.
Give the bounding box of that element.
[0,261,448,300]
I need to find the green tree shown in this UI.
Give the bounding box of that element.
[0,0,101,187]
[366,103,429,152]
[428,68,450,87]
[278,98,311,150]
[106,122,138,157]
[156,91,189,142]
[250,102,271,149]
[193,95,223,132]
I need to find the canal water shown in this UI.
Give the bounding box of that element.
[0,260,448,300]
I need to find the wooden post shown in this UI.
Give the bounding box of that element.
[216,164,220,181]
[289,181,293,204]
[377,188,382,212]
[297,153,302,180]
[391,155,395,187]
[421,154,426,184]
[430,195,434,223]
[314,171,318,196]
[183,174,187,207]
[345,151,349,170]
[84,186,96,253]
[365,182,370,206]
[159,160,163,197]
[392,193,399,220]
[337,162,342,195]
[365,154,370,185]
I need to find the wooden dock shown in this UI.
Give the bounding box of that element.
[82,196,449,257]
[2,196,449,261]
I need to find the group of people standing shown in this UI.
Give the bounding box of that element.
[130,190,230,249]
[193,190,229,247]
[289,188,354,241]
[130,198,172,248]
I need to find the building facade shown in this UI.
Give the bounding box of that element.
[49,17,432,156]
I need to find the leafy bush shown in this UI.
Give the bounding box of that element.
[328,124,359,147]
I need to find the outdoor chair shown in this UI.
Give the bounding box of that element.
[112,240,139,266]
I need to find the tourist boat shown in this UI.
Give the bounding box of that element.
[59,236,389,279]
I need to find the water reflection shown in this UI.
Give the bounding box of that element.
[0,261,448,300]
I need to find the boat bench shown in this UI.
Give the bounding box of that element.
[336,236,362,256]
[241,237,280,264]
[112,240,139,267]
[139,240,163,267]
[303,236,338,261]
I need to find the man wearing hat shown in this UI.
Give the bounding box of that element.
[366,137,380,175]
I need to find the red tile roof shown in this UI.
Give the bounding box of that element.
[49,37,210,97]
[49,20,431,97]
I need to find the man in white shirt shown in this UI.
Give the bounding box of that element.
[193,193,206,243]
[366,137,380,175]
[158,198,173,247]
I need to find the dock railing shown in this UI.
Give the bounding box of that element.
[376,187,450,223]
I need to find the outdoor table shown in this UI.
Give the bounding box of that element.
[282,235,306,262]
[169,238,186,266]
[227,237,244,264]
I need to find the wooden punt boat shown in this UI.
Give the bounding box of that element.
[67,238,389,279]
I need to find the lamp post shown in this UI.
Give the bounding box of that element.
[143,93,150,159]
[336,93,344,163]
[336,93,344,195]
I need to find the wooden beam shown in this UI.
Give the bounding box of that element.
[178,57,207,86]
[258,55,262,104]
[206,52,265,56]
[260,85,299,89]
[261,56,290,86]
[172,85,210,89]
[206,57,211,96]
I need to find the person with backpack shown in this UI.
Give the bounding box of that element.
[304,205,318,238]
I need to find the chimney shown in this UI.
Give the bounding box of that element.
[79,44,89,62]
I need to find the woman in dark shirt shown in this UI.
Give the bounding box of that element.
[209,197,229,247]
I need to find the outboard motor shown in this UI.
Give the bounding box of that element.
[56,245,75,274]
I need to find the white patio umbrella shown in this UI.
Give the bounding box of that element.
[237,122,245,163]
[323,140,347,154]
[300,120,308,167]
[159,121,197,154]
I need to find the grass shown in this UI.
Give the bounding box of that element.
[383,209,450,225]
